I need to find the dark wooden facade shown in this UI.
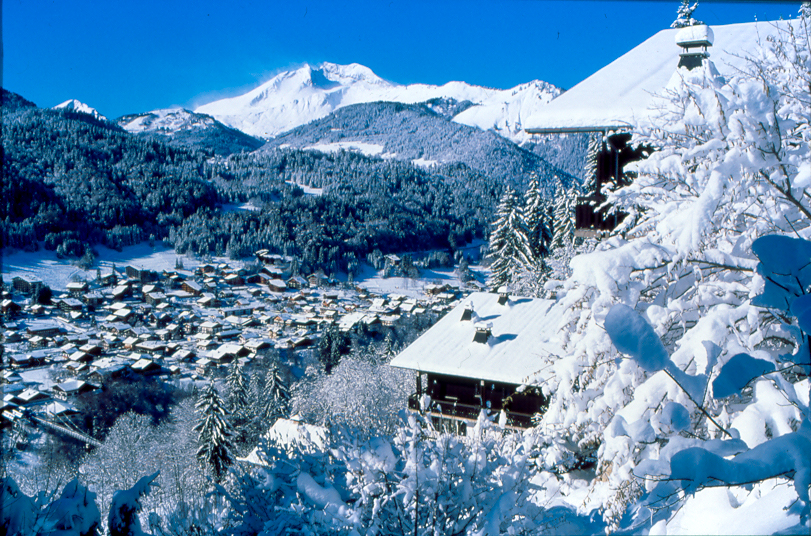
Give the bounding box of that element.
[408,373,547,433]
[576,132,649,235]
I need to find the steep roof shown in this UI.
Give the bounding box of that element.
[524,20,799,133]
[388,292,561,385]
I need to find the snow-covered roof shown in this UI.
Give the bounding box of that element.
[524,20,798,133]
[239,418,328,466]
[388,292,561,385]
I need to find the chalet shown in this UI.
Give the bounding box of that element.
[266,278,288,293]
[66,281,88,297]
[12,274,43,295]
[52,380,97,400]
[182,280,203,296]
[57,298,84,313]
[131,358,163,376]
[286,276,308,290]
[126,266,156,283]
[389,292,560,434]
[27,322,63,338]
[307,272,328,288]
[15,388,51,406]
[1,299,21,316]
[200,321,222,335]
[524,20,789,237]
[83,291,104,309]
[224,274,244,286]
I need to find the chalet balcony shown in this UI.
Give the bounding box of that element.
[407,393,535,430]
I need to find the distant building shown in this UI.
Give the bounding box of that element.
[12,274,43,295]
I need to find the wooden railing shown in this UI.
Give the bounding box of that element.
[407,394,534,429]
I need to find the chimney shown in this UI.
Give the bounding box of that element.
[497,286,509,306]
[473,322,492,343]
[675,25,714,71]
[461,303,473,321]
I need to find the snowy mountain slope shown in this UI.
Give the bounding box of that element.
[118,108,221,133]
[259,100,575,192]
[53,99,107,121]
[195,62,560,141]
[117,108,263,155]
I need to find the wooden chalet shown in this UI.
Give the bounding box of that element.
[524,20,785,237]
[389,292,561,434]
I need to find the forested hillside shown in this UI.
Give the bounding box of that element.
[260,99,576,192]
[2,89,574,275]
[1,89,218,255]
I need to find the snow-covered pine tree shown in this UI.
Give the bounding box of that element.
[551,182,577,251]
[523,173,553,261]
[582,133,602,196]
[487,186,535,290]
[194,383,235,483]
[263,361,290,423]
[225,359,249,421]
[671,0,703,28]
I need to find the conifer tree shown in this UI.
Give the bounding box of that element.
[671,0,702,28]
[264,361,290,423]
[551,183,578,251]
[523,174,553,260]
[583,134,602,196]
[226,359,249,421]
[194,383,235,483]
[487,187,534,290]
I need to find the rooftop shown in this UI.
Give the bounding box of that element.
[389,292,561,384]
[524,20,799,133]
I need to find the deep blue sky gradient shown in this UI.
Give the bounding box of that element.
[2,0,801,119]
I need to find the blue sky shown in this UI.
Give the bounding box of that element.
[3,0,801,119]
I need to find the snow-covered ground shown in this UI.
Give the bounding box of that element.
[2,244,242,292]
[285,181,324,196]
[303,141,384,156]
[354,263,487,299]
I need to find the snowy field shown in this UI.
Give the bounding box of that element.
[2,244,243,291]
[354,264,488,299]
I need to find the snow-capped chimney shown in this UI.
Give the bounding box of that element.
[675,24,714,70]
[473,322,492,343]
[497,286,509,306]
[461,304,474,321]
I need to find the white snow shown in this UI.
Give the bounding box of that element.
[117,108,217,134]
[53,99,106,121]
[525,20,802,132]
[195,62,559,142]
[1,244,242,291]
[285,181,323,196]
[411,157,438,168]
[302,141,385,156]
[389,292,562,384]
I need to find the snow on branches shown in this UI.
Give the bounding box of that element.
[532,14,811,532]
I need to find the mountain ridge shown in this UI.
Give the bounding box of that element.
[195,62,561,142]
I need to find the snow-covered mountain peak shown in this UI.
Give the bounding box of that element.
[195,62,560,142]
[53,99,106,121]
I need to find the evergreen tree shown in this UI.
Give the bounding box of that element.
[487,187,534,290]
[523,174,553,261]
[671,0,702,28]
[225,360,249,421]
[583,134,602,196]
[264,362,290,423]
[194,383,235,483]
[551,183,578,251]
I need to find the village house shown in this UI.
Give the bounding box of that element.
[390,292,560,434]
